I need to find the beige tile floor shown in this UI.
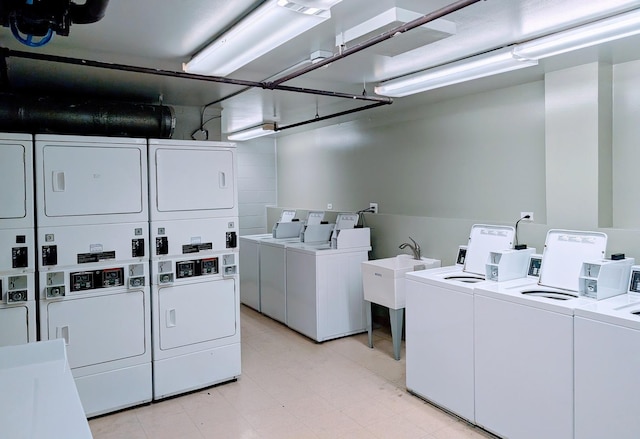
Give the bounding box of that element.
[89,305,494,439]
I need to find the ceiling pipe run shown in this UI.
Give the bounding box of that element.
[274,101,388,132]
[1,48,392,105]
[0,93,175,138]
[267,0,484,87]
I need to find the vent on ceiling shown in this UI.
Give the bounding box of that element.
[335,7,456,57]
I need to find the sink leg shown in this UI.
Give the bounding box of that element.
[389,308,404,361]
[366,301,373,348]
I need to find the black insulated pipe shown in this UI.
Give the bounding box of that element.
[70,0,110,24]
[0,94,175,138]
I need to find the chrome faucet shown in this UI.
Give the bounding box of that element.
[399,237,421,260]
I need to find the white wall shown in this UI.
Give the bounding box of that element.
[277,81,546,222]
[236,137,277,235]
[272,60,640,264]
[613,59,640,229]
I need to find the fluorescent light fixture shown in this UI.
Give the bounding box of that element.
[184,0,341,77]
[513,8,640,60]
[375,48,537,97]
[227,123,276,141]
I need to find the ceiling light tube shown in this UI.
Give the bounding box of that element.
[513,8,640,60]
[227,123,276,141]
[184,0,340,77]
[375,48,537,97]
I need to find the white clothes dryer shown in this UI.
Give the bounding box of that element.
[147,138,237,221]
[148,140,240,400]
[0,133,36,346]
[405,224,514,423]
[35,134,152,417]
[34,135,148,228]
[150,238,240,400]
[473,229,608,439]
[39,259,151,417]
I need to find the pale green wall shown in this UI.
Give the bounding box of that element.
[613,59,640,229]
[277,81,546,221]
[271,60,640,265]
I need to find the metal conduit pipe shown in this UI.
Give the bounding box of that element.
[0,94,175,138]
[1,48,392,104]
[274,101,388,132]
[268,0,484,87]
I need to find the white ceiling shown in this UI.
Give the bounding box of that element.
[2,0,640,135]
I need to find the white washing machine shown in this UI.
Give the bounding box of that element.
[285,235,370,342]
[404,224,514,423]
[35,134,152,417]
[0,133,36,346]
[148,139,240,400]
[239,234,271,311]
[259,236,303,324]
[573,267,640,439]
[258,211,327,323]
[473,229,608,439]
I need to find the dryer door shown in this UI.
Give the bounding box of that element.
[40,145,145,218]
[154,148,235,212]
[44,291,148,369]
[157,278,236,351]
[0,306,30,346]
[0,143,28,220]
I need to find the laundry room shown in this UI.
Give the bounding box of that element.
[2,1,640,438]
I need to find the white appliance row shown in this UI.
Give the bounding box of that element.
[407,227,636,439]
[239,219,371,342]
[0,133,240,417]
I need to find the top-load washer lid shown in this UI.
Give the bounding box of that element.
[534,229,607,293]
[335,213,359,230]
[306,211,325,226]
[280,210,296,222]
[442,224,514,283]
[461,224,515,275]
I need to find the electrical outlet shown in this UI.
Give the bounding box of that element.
[327,203,333,210]
[369,202,378,214]
[520,211,534,222]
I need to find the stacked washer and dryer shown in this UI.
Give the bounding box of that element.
[147,139,240,400]
[0,133,37,347]
[0,133,241,416]
[35,135,152,417]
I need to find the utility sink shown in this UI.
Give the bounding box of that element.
[362,254,441,309]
